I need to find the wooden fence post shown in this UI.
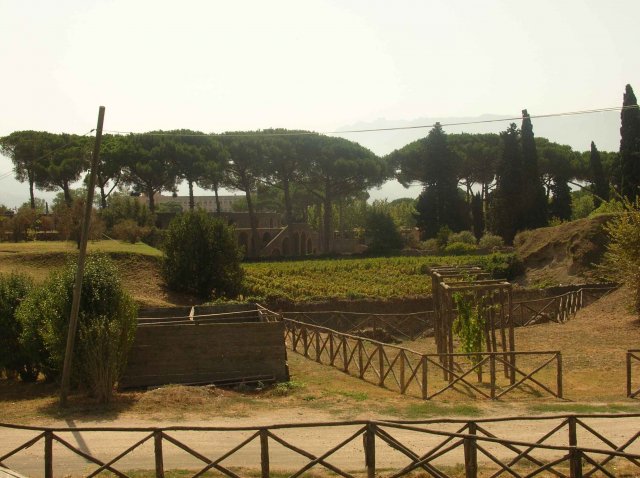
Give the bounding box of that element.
[358,340,365,378]
[365,422,376,478]
[627,351,632,398]
[342,337,348,372]
[260,428,269,478]
[315,329,321,362]
[399,350,406,394]
[569,447,583,478]
[330,333,335,365]
[489,354,496,400]
[464,422,478,478]
[44,430,53,478]
[303,328,309,357]
[421,355,428,399]
[568,414,582,476]
[378,344,385,387]
[154,430,164,478]
[557,353,563,398]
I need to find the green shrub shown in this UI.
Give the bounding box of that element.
[603,200,640,312]
[0,272,34,380]
[590,199,625,217]
[112,219,150,244]
[100,194,154,230]
[443,242,477,255]
[141,226,164,248]
[436,226,452,247]
[162,210,244,300]
[365,210,404,254]
[478,233,504,250]
[448,230,476,245]
[419,238,439,253]
[16,254,137,401]
[478,253,523,280]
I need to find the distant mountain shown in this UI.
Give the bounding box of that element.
[333,111,621,156]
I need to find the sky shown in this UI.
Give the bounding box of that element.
[0,0,638,208]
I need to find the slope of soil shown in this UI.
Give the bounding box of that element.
[514,214,614,287]
[0,241,194,308]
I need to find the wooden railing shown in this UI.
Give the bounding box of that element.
[2,414,640,478]
[512,287,615,327]
[283,319,562,400]
[281,310,434,340]
[627,349,640,398]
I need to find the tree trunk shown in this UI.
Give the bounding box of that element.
[29,175,36,210]
[188,180,195,210]
[148,186,156,212]
[100,185,108,209]
[63,182,72,206]
[283,178,293,226]
[245,188,259,257]
[213,183,221,214]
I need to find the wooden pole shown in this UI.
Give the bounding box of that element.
[59,106,105,407]
[154,430,164,478]
[464,422,478,478]
[44,430,53,478]
[557,353,563,399]
[627,352,632,398]
[365,422,376,478]
[260,428,269,478]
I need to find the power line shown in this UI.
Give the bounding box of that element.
[102,105,638,138]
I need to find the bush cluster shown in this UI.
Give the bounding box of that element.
[3,255,137,403]
[444,242,477,255]
[364,210,404,254]
[162,210,244,300]
[603,199,640,313]
[0,272,34,381]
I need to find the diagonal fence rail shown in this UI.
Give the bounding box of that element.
[512,287,616,327]
[2,414,640,478]
[627,349,640,398]
[280,310,435,341]
[283,319,562,400]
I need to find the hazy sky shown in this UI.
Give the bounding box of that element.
[1,0,638,207]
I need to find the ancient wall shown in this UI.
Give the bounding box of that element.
[120,320,289,389]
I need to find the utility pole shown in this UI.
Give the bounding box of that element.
[59,106,105,407]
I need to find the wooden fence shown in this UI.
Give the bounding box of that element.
[512,287,616,327]
[627,350,640,398]
[283,319,562,400]
[281,310,434,341]
[2,414,640,478]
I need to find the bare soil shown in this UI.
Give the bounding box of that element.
[514,214,614,287]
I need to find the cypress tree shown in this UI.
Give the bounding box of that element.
[520,109,548,228]
[589,141,609,208]
[489,123,523,244]
[619,84,640,200]
[549,177,572,221]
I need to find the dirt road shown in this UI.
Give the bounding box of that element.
[2,409,640,477]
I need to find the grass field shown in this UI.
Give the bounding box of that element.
[0,240,514,305]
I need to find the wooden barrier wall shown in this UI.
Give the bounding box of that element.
[120,321,289,389]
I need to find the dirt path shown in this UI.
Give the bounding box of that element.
[3,409,640,477]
